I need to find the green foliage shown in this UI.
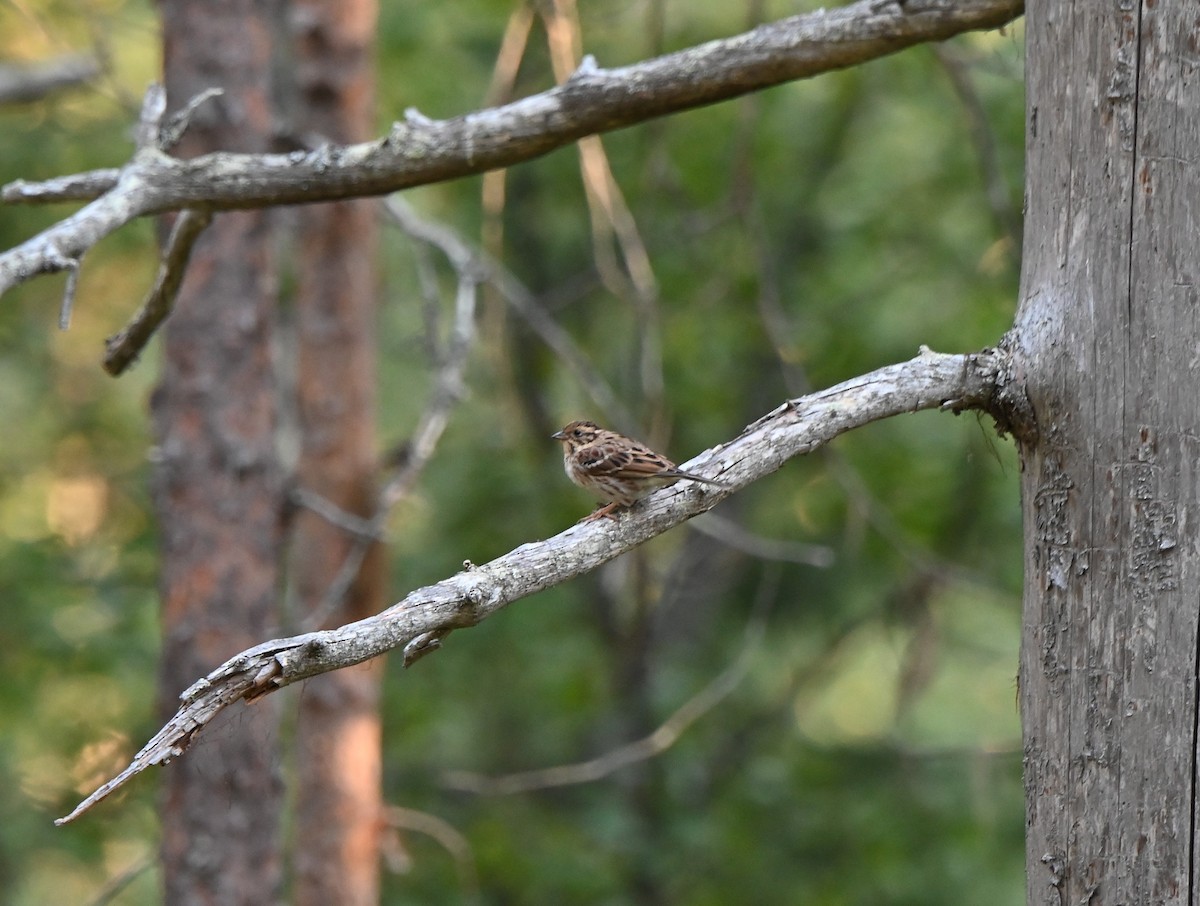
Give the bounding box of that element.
[0,0,1025,903]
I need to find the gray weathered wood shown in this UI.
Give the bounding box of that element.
[58,347,1017,824]
[1015,0,1200,901]
[0,0,1022,299]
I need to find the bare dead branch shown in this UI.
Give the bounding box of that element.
[0,54,101,105]
[56,346,1016,824]
[57,257,80,330]
[688,513,835,567]
[380,211,481,509]
[931,44,1022,249]
[541,0,666,421]
[390,284,477,493]
[83,853,154,906]
[159,88,224,151]
[442,565,777,795]
[103,208,213,374]
[1,157,168,292]
[3,168,120,203]
[134,83,168,150]
[290,198,487,631]
[483,3,535,107]
[1,0,1023,300]
[291,487,381,541]
[382,806,479,894]
[383,195,633,430]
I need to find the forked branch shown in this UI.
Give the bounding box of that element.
[57,346,1023,824]
[1,0,1022,300]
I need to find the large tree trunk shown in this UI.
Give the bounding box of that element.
[155,2,284,903]
[287,2,384,904]
[1017,1,1199,902]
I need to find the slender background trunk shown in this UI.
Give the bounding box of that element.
[287,2,384,903]
[1017,1,1200,902]
[154,1,285,902]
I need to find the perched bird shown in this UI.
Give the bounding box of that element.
[552,420,725,522]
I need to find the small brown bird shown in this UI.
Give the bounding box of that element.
[552,420,725,522]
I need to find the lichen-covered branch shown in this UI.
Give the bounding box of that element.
[1,0,1022,299]
[56,346,1021,824]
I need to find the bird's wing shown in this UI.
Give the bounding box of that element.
[578,441,676,479]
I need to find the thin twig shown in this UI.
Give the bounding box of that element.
[483,3,535,107]
[382,276,478,508]
[0,53,101,105]
[478,4,535,410]
[383,805,479,896]
[82,854,154,906]
[297,201,484,631]
[688,512,835,567]
[159,87,224,151]
[441,565,779,794]
[747,209,1011,588]
[134,83,167,150]
[58,258,81,330]
[1,168,121,203]
[931,44,1022,250]
[542,0,665,421]
[383,195,634,430]
[291,488,381,540]
[103,208,213,375]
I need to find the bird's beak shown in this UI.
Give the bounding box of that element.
[551,430,566,441]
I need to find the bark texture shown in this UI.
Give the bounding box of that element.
[1016,0,1200,902]
[62,348,1017,824]
[154,2,284,903]
[287,1,384,903]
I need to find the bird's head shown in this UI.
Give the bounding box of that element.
[552,420,602,451]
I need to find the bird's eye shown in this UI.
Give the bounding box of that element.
[573,429,584,438]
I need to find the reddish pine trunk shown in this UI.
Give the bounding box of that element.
[288,2,385,904]
[155,2,285,903]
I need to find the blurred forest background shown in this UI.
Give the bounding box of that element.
[0,0,1025,903]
